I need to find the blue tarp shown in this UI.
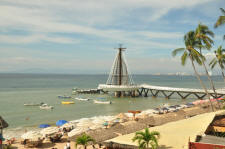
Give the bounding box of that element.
[39,124,50,128]
[56,120,68,126]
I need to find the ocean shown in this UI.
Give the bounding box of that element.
[0,73,224,138]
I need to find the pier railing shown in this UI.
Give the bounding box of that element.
[139,84,225,99]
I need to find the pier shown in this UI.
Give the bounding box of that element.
[138,84,225,99]
[98,84,225,99]
[97,45,225,99]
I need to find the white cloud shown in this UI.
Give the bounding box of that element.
[0,34,79,44]
[0,0,214,47]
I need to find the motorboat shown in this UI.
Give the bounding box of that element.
[75,97,89,101]
[94,100,112,104]
[61,101,75,104]
[24,102,45,106]
[40,104,54,110]
[58,95,72,99]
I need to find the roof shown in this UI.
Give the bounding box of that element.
[106,111,222,149]
[0,116,9,129]
[199,135,225,146]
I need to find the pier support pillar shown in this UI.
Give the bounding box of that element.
[143,89,149,97]
[115,91,121,97]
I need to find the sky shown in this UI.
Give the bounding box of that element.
[0,0,225,75]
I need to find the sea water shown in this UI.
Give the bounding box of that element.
[0,73,224,138]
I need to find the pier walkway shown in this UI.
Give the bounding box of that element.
[139,84,225,99]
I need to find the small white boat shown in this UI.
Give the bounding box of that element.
[40,104,53,110]
[94,100,112,104]
[24,102,45,106]
[75,97,89,101]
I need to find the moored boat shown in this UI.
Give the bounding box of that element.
[24,102,45,106]
[75,97,89,101]
[40,104,53,110]
[61,101,75,104]
[58,95,72,98]
[94,100,112,104]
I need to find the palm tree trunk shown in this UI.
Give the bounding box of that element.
[84,145,86,149]
[220,66,225,82]
[202,60,218,95]
[200,49,218,97]
[190,57,214,111]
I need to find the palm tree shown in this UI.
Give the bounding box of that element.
[209,46,225,82]
[195,23,217,97]
[214,8,225,40]
[132,128,160,149]
[75,133,95,149]
[172,31,214,111]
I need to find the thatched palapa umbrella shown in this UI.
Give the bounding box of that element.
[0,116,8,129]
[128,110,141,120]
[40,127,59,136]
[21,131,43,141]
[0,116,8,149]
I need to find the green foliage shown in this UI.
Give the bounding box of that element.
[3,144,13,149]
[214,8,225,40]
[172,31,203,66]
[75,133,95,149]
[195,23,214,51]
[214,8,225,28]
[209,46,225,69]
[222,105,225,110]
[132,128,160,149]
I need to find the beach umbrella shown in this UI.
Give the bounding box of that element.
[0,116,8,129]
[60,122,75,129]
[21,131,42,140]
[89,125,102,130]
[56,120,68,126]
[0,116,8,144]
[116,113,129,120]
[68,127,89,137]
[103,121,108,126]
[39,124,50,128]
[40,127,59,136]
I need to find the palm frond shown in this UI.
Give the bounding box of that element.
[172,48,185,57]
[211,60,218,69]
[132,128,160,149]
[220,8,225,15]
[75,134,95,147]
[150,131,160,139]
[214,16,225,28]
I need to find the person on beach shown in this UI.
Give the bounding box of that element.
[64,141,70,149]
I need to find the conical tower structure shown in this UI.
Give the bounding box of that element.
[98,45,139,97]
[106,44,134,85]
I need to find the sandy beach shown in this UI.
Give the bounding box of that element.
[5,102,223,149]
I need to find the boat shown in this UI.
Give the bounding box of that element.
[61,101,75,104]
[75,97,89,101]
[58,95,72,99]
[94,100,112,104]
[40,104,54,110]
[24,102,45,106]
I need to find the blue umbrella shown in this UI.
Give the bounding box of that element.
[56,120,68,126]
[39,124,50,128]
